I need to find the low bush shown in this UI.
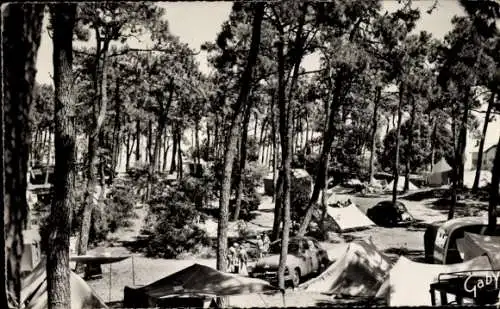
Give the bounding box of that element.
[144,189,211,258]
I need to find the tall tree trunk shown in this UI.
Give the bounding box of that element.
[449,105,459,220]
[170,124,178,174]
[404,95,416,193]
[47,6,76,308]
[277,3,307,289]
[135,119,141,163]
[486,136,500,233]
[111,77,121,180]
[177,130,183,180]
[233,103,253,221]
[125,131,132,171]
[217,2,264,274]
[2,4,44,307]
[473,92,495,192]
[271,94,278,203]
[162,130,169,172]
[147,119,153,164]
[195,118,200,165]
[430,118,437,172]
[369,86,381,184]
[77,31,111,269]
[259,117,267,164]
[45,131,52,184]
[457,92,470,188]
[392,82,405,205]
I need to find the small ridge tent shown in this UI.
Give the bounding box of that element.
[384,176,419,192]
[21,259,108,309]
[456,232,500,268]
[323,204,375,232]
[428,158,452,186]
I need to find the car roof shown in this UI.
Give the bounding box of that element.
[439,216,489,233]
[270,236,316,245]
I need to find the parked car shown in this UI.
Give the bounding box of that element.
[425,216,500,264]
[249,236,330,287]
[366,200,414,227]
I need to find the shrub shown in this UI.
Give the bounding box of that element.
[144,189,211,258]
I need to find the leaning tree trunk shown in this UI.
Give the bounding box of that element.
[473,92,495,192]
[217,2,264,275]
[404,95,417,193]
[392,82,405,205]
[486,136,500,233]
[2,4,44,308]
[77,35,110,271]
[47,5,77,308]
[369,86,381,184]
[297,70,344,237]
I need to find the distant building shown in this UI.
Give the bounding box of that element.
[471,144,497,171]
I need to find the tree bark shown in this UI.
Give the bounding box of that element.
[457,91,470,188]
[170,124,178,174]
[177,130,183,179]
[486,136,500,233]
[276,3,307,289]
[47,5,76,308]
[473,92,495,192]
[297,70,344,237]
[392,82,405,205]
[135,119,141,163]
[111,76,121,179]
[125,131,132,171]
[404,95,417,193]
[271,93,278,203]
[449,104,459,220]
[369,86,381,184]
[233,103,253,221]
[217,2,264,273]
[77,27,111,269]
[162,129,169,172]
[2,4,44,307]
[147,119,153,164]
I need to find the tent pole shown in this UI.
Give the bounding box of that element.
[109,264,112,302]
[132,255,136,286]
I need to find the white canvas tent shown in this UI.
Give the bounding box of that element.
[457,232,500,268]
[324,204,375,232]
[376,255,495,306]
[299,240,391,297]
[428,158,452,186]
[21,229,41,274]
[463,170,492,189]
[384,176,419,192]
[21,259,108,309]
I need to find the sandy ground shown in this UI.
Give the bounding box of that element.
[86,187,479,304]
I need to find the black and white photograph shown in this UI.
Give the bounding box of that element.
[2,0,500,308]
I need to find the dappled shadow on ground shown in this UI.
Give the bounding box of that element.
[384,247,426,263]
[406,219,431,232]
[429,198,486,217]
[402,188,450,201]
